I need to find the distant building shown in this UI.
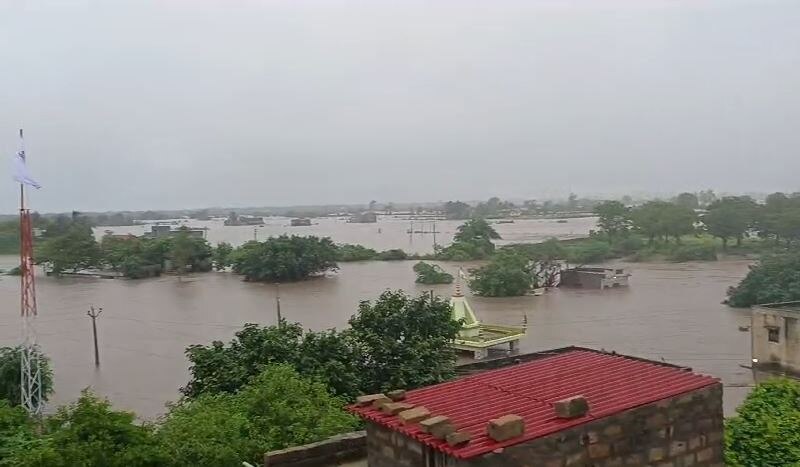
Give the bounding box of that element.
[751,301,800,376]
[349,347,723,467]
[560,267,630,289]
[224,211,264,226]
[290,218,312,226]
[142,225,205,239]
[348,212,377,223]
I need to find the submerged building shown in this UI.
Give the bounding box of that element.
[751,301,800,376]
[560,267,630,289]
[449,281,526,359]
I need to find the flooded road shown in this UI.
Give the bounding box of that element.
[0,254,752,419]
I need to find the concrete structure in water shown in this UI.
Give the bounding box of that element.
[143,225,206,239]
[751,301,800,376]
[349,212,378,223]
[560,266,630,289]
[349,347,723,467]
[290,218,312,226]
[449,281,526,360]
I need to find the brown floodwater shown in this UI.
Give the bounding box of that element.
[0,217,755,419]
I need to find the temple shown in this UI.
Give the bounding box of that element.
[449,274,527,359]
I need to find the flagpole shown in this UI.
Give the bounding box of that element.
[19,129,24,211]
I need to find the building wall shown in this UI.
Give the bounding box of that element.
[752,308,800,374]
[365,383,724,467]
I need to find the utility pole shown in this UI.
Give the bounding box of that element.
[87,306,102,367]
[253,227,258,241]
[275,283,282,325]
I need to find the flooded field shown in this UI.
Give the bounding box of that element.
[0,254,753,419]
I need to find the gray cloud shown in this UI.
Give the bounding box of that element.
[1,0,798,212]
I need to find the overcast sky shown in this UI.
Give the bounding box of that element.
[1,0,798,213]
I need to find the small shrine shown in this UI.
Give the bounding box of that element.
[449,272,527,359]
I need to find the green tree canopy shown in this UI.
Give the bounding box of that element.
[1,391,167,467]
[37,222,102,274]
[725,378,800,466]
[469,251,533,297]
[183,291,460,401]
[230,235,339,282]
[413,262,454,284]
[437,218,501,260]
[703,196,760,249]
[726,254,800,307]
[442,201,472,220]
[160,364,358,467]
[211,242,234,270]
[593,201,631,238]
[673,192,699,210]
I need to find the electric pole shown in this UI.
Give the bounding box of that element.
[275,283,282,325]
[87,306,102,367]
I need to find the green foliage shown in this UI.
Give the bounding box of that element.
[667,244,717,262]
[184,291,459,400]
[413,262,454,284]
[565,241,612,265]
[336,244,378,262]
[725,378,800,466]
[160,365,358,467]
[100,234,211,278]
[230,235,339,282]
[0,221,18,255]
[376,249,408,261]
[673,192,699,210]
[0,346,53,408]
[349,290,461,392]
[212,242,234,270]
[631,201,697,243]
[37,222,102,274]
[2,391,167,467]
[437,219,500,260]
[469,251,533,297]
[726,254,800,307]
[704,197,760,249]
[169,228,195,275]
[442,201,472,220]
[593,201,631,238]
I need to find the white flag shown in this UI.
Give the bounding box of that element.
[12,130,41,189]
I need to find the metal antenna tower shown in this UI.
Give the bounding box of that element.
[18,129,43,416]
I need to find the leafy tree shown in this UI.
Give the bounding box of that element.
[0,346,53,408]
[442,201,472,220]
[704,197,759,249]
[376,249,408,261]
[413,262,454,284]
[661,203,696,243]
[725,378,800,466]
[593,201,631,238]
[169,228,194,276]
[230,235,338,282]
[2,391,167,467]
[37,222,102,274]
[631,201,670,244]
[565,241,612,266]
[160,365,358,467]
[211,242,234,270]
[469,251,533,297]
[183,291,460,400]
[673,192,699,210]
[437,218,501,260]
[349,290,461,392]
[726,254,800,307]
[697,189,717,207]
[336,244,377,262]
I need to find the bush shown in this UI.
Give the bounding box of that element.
[0,346,53,408]
[336,244,377,262]
[565,241,612,265]
[667,244,717,262]
[413,262,454,284]
[160,365,359,467]
[726,254,800,307]
[230,236,339,282]
[376,249,408,261]
[469,252,533,297]
[611,236,645,256]
[725,378,800,466]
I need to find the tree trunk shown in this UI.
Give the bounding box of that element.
[722,238,728,251]
[736,235,742,247]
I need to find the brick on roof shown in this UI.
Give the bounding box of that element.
[348,348,718,459]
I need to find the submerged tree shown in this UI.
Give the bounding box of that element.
[413,262,454,284]
[230,235,339,282]
[726,254,800,307]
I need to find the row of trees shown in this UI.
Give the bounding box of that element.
[595,192,800,249]
[0,290,462,466]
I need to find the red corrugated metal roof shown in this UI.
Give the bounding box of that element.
[348,349,718,459]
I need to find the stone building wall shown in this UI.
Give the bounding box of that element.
[364,383,724,467]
